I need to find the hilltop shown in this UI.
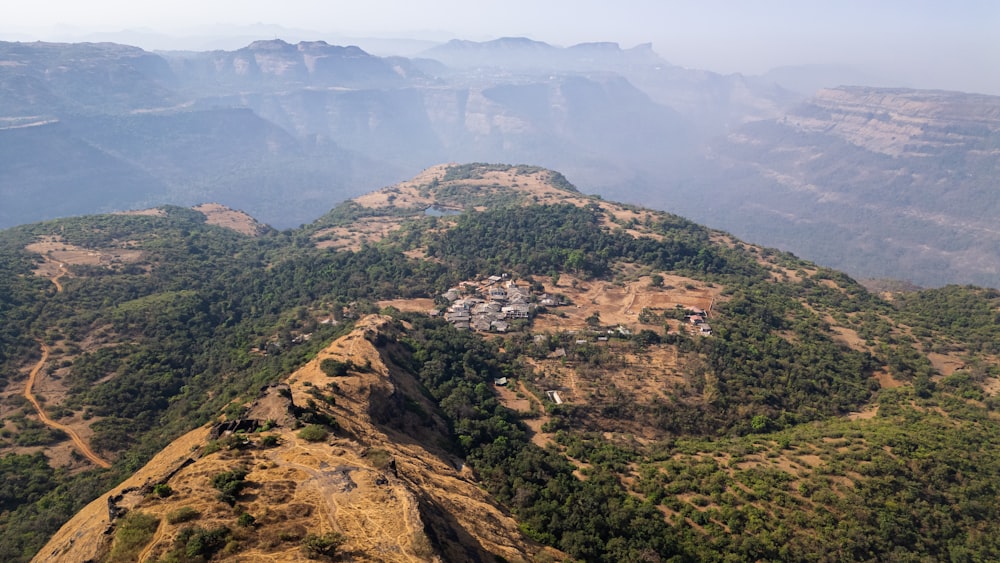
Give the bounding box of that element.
[2,164,1000,561]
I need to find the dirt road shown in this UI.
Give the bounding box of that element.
[49,260,65,293]
[24,341,111,469]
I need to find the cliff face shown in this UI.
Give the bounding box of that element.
[37,316,554,562]
[787,87,1000,157]
[650,86,1000,288]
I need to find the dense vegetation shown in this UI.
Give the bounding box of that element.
[420,203,762,281]
[0,209,360,559]
[2,169,1000,561]
[399,316,684,561]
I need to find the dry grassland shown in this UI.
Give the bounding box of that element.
[193,203,268,236]
[37,316,551,563]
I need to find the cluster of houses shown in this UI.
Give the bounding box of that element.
[439,275,556,332]
[683,305,713,336]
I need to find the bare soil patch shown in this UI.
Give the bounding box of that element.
[982,374,1000,396]
[847,406,879,420]
[313,218,406,251]
[830,325,870,353]
[376,298,437,314]
[875,369,904,389]
[795,454,824,468]
[533,274,720,333]
[927,352,965,377]
[353,163,598,214]
[353,164,450,209]
[25,236,143,277]
[113,208,167,217]
[493,382,533,413]
[193,203,267,236]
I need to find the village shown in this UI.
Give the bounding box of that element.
[435,273,713,338]
[437,274,554,332]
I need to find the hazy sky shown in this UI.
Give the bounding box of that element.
[3,0,998,93]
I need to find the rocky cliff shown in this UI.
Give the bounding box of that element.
[788,87,1000,156]
[650,86,1000,287]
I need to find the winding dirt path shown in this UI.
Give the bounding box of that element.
[49,261,65,293]
[32,252,67,293]
[24,341,112,469]
[624,283,638,314]
[21,250,111,468]
[136,520,165,562]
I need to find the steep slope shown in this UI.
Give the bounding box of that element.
[651,86,1000,287]
[0,41,178,115]
[0,121,170,226]
[164,39,422,94]
[421,36,799,134]
[37,316,554,562]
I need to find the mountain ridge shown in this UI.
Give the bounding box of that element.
[4,39,997,289]
[36,316,557,562]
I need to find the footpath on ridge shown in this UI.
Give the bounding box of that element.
[21,261,112,469]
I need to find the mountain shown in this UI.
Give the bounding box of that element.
[3,38,999,287]
[420,37,663,71]
[37,317,557,562]
[0,38,792,233]
[421,37,799,134]
[0,41,177,115]
[646,86,1000,288]
[165,39,422,94]
[4,164,1000,561]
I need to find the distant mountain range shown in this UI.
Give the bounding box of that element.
[650,87,1000,287]
[1,37,997,287]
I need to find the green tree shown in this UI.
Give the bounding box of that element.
[297,424,329,443]
[302,532,347,560]
[586,312,601,327]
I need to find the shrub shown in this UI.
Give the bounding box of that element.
[152,483,173,498]
[176,526,231,559]
[320,358,350,377]
[211,468,249,506]
[166,506,200,524]
[107,511,159,563]
[237,513,256,528]
[301,532,347,560]
[297,424,329,443]
[366,448,392,470]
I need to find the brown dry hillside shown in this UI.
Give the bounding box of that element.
[35,316,557,563]
[193,203,269,236]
